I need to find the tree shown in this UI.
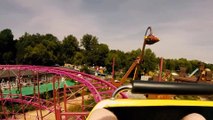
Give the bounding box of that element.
[105,50,126,73]
[125,49,141,72]
[80,34,99,65]
[95,43,109,66]
[1,28,212,71]
[23,44,56,65]
[62,35,79,64]
[80,34,98,51]
[73,51,85,65]
[176,58,193,73]
[142,48,158,72]
[165,59,176,71]
[42,34,62,65]
[206,63,213,71]
[189,60,200,72]
[16,33,60,65]
[0,29,16,64]
[16,33,40,63]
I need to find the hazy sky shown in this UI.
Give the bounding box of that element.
[1,0,213,63]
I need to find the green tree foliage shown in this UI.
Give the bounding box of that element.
[164,59,199,73]
[73,51,85,65]
[0,29,16,64]
[189,60,201,71]
[105,50,126,73]
[80,34,109,66]
[121,48,158,78]
[177,58,192,72]
[206,63,213,70]
[80,34,99,65]
[81,34,98,51]
[0,28,213,73]
[23,44,56,65]
[142,48,158,72]
[177,58,186,67]
[62,35,80,64]
[95,43,109,66]
[164,59,176,71]
[125,49,141,72]
[16,33,61,65]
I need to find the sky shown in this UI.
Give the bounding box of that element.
[1,0,213,63]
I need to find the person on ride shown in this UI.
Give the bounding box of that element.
[181,113,206,120]
[88,108,118,120]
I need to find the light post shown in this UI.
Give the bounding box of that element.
[111,26,160,87]
[133,26,160,80]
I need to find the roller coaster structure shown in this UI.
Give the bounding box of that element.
[0,65,117,120]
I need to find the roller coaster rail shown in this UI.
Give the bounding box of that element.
[0,65,118,120]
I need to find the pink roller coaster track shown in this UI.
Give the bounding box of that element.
[0,65,117,120]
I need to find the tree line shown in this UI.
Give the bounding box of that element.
[0,28,213,75]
